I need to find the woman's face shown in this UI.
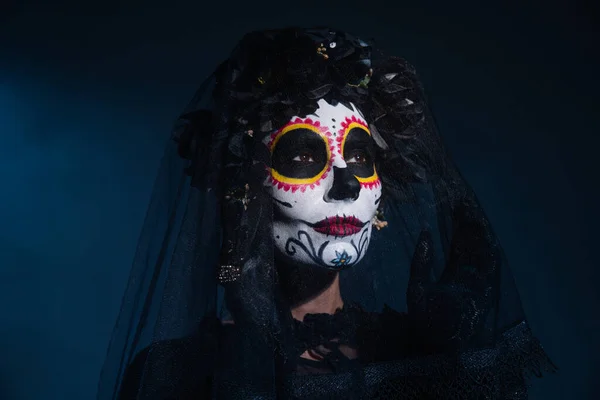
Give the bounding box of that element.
[265,99,382,269]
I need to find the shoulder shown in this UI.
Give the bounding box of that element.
[119,321,220,399]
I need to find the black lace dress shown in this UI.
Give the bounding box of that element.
[119,303,550,399]
[99,27,555,400]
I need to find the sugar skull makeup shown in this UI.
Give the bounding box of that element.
[265,99,382,269]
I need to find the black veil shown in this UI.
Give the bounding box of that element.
[97,27,555,399]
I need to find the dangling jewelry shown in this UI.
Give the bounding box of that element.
[317,43,329,60]
[217,264,242,284]
[218,183,253,284]
[224,183,253,210]
[371,207,388,230]
[217,236,243,284]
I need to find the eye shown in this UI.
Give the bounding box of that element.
[293,152,315,163]
[346,151,368,164]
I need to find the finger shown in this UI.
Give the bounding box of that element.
[409,230,435,286]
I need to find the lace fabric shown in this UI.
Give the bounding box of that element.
[97,27,555,400]
[285,321,554,399]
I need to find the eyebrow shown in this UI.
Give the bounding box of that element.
[275,127,327,150]
[293,132,325,146]
[346,127,370,138]
[344,128,375,147]
[345,136,373,146]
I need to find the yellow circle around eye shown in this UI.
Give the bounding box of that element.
[356,166,379,184]
[341,122,378,182]
[270,123,331,185]
[340,122,371,158]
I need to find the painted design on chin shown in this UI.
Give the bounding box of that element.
[284,228,370,270]
[351,229,370,261]
[331,250,352,267]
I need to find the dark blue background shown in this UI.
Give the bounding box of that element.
[1,1,598,399]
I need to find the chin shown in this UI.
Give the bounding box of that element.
[273,224,372,270]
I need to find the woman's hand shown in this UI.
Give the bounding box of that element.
[406,204,500,353]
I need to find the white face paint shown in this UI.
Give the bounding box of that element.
[264,99,382,269]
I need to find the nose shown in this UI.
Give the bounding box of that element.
[325,166,361,202]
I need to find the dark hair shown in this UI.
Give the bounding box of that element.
[177,27,439,205]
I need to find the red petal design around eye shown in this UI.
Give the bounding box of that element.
[266,116,336,193]
[360,179,381,190]
[336,134,344,153]
[338,116,369,154]
[340,115,367,132]
[268,117,333,149]
[269,164,331,194]
[268,131,278,148]
[340,118,348,130]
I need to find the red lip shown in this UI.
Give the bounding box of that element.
[312,215,366,237]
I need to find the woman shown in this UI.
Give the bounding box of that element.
[98,27,554,399]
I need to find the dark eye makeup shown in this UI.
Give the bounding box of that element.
[271,128,328,179]
[343,128,376,177]
[271,125,377,180]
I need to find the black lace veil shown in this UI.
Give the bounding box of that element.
[97,27,554,400]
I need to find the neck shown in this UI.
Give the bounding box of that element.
[276,260,344,321]
[291,273,343,321]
